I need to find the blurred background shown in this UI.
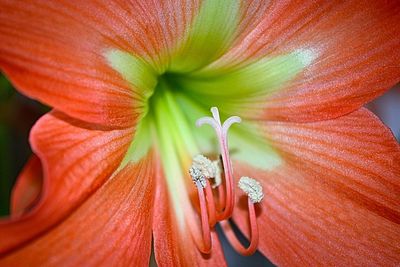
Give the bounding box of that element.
[0,72,399,266]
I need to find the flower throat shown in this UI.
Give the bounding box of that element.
[121,73,265,256]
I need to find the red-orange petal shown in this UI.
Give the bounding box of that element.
[0,154,155,266]
[212,0,400,122]
[0,111,133,255]
[233,108,400,266]
[10,155,43,217]
[152,159,227,267]
[0,1,199,127]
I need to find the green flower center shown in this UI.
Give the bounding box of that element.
[106,48,313,172]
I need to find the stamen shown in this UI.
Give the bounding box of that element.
[221,177,264,256]
[192,154,217,178]
[204,180,217,227]
[190,158,217,226]
[196,107,241,220]
[238,176,264,203]
[189,166,207,188]
[192,179,212,254]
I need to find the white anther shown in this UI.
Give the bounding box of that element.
[192,155,216,178]
[189,166,207,188]
[211,160,222,188]
[238,176,264,203]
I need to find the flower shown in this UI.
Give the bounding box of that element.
[1,0,400,266]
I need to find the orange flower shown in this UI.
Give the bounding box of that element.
[0,1,399,266]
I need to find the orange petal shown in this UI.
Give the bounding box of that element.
[0,111,133,254]
[0,154,155,266]
[0,1,197,127]
[232,108,400,265]
[211,0,400,122]
[152,159,227,266]
[10,155,43,217]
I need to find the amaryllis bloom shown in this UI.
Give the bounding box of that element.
[1,0,400,266]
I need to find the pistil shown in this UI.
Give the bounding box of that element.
[196,107,241,220]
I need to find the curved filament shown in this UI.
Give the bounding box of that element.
[193,180,212,254]
[220,198,259,256]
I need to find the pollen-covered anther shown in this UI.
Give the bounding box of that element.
[189,166,207,188]
[192,154,216,178]
[238,176,264,203]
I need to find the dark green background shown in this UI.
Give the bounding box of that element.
[0,73,46,216]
